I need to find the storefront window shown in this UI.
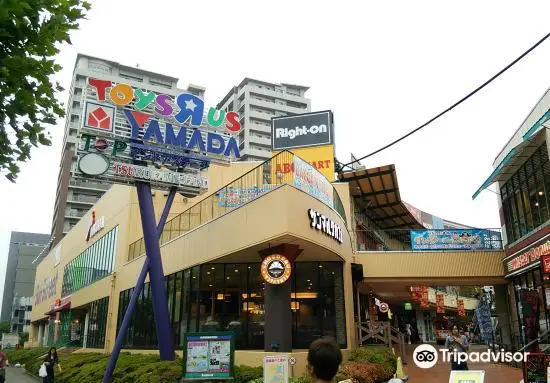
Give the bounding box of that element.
[501,144,550,244]
[116,261,346,350]
[246,263,265,349]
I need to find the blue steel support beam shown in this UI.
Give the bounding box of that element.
[103,187,177,382]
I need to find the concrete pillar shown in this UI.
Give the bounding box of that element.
[37,323,44,346]
[494,284,513,348]
[83,312,90,349]
[259,244,302,352]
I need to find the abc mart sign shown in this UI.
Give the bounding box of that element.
[272,111,333,150]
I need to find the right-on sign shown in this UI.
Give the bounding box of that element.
[271,111,333,150]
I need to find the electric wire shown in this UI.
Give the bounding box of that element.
[341,32,550,169]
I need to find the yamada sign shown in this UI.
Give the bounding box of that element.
[272,111,333,150]
[84,78,241,160]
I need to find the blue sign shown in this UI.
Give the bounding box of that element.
[218,185,278,208]
[410,229,494,250]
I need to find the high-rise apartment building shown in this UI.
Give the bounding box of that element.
[51,54,205,246]
[217,78,311,162]
[1,232,50,333]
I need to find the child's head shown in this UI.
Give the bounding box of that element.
[307,337,342,382]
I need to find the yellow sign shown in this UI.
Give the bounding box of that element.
[449,370,485,383]
[261,255,292,284]
[273,144,335,182]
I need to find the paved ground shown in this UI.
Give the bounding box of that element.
[5,367,38,382]
[402,344,523,383]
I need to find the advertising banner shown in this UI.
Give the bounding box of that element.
[293,155,333,208]
[272,110,333,150]
[263,355,289,383]
[421,287,429,308]
[410,286,422,301]
[182,332,234,380]
[410,229,491,250]
[273,144,335,182]
[217,184,278,208]
[457,299,465,317]
[436,294,445,314]
[475,301,493,344]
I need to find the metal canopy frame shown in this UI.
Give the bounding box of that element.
[338,164,424,231]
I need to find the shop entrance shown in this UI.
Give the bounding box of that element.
[356,282,510,352]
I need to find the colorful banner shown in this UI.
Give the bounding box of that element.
[218,184,277,208]
[475,301,493,344]
[410,229,490,250]
[293,155,333,208]
[420,287,429,308]
[436,294,445,314]
[183,332,234,380]
[457,299,465,317]
[273,144,335,181]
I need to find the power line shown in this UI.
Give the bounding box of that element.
[341,31,550,169]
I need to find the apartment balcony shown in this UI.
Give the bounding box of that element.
[247,122,271,134]
[250,98,308,115]
[64,210,87,219]
[69,180,110,192]
[67,194,99,205]
[248,134,271,147]
[248,86,309,105]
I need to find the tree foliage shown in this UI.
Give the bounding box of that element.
[0,321,10,334]
[0,0,91,181]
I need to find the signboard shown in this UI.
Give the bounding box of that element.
[421,287,429,308]
[448,370,485,383]
[182,332,235,380]
[506,238,550,275]
[523,353,547,383]
[410,229,489,250]
[293,156,334,208]
[308,209,343,244]
[1,333,19,349]
[542,254,550,274]
[218,184,278,208]
[261,255,292,285]
[73,77,243,195]
[457,299,465,317]
[405,302,412,311]
[436,294,445,314]
[272,111,333,150]
[263,355,289,383]
[379,302,389,313]
[273,145,335,182]
[86,210,104,241]
[34,271,58,305]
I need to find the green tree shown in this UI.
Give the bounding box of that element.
[0,321,10,334]
[0,0,91,181]
[19,332,29,345]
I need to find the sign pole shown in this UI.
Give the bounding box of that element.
[102,186,176,382]
[136,182,175,360]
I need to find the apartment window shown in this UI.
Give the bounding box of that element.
[61,226,118,295]
[119,73,143,83]
[150,80,172,89]
[501,143,550,243]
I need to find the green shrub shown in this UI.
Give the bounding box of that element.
[234,364,263,383]
[336,361,395,383]
[290,376,313,383]
[5,347,48,366]
[348,347,396,374]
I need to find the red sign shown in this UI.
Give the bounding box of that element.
[507,240,550,274]
[436,294,445,314]
[457,299,465,317]
[543,254,550,274]
[410,286,423,301]
[420,287,429,308]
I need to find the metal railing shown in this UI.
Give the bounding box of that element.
[128,150,347,261]
[355,228,504,252]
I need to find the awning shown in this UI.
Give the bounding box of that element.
[338,164,424,230]
[472,127,547,200]
[44,296,72,316]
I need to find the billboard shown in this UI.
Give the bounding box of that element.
[293,156,333,208]
[72,77,243,196]
[271,111,333,150]
[273,145,335,182]
[410,229,491,250]
[182,332,235,380]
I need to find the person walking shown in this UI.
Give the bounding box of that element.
[307,337,343,383]
[0,351,8,383]
[42,347,61,383]
[445,324,469,370]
